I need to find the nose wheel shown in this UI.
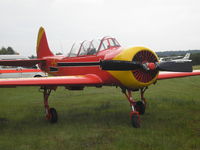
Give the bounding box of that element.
[135,101,146,115]
[130,111,140,128]
[123,87,148,128]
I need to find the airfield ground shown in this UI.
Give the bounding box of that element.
[0,73,199,150]
[193,65,200,70]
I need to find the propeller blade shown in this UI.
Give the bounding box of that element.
[100,60,142,70]
[156,61,193,72]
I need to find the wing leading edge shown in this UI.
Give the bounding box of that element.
[157,70,200,80]
[0,71,200,87]
[0,74,102,87]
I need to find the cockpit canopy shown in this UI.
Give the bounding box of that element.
[68,37,120,57]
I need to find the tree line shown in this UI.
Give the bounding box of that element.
[0,47,18,55]
[156,50,200,57]
[191,53,200,65]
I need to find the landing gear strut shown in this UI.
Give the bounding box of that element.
[41,86,58,123]
[136,87,147,115]
[123,87,148,128]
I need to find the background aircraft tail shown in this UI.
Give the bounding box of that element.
[36,27,54,58]
[183,53,190,60]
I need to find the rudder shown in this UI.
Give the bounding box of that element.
[36,27,54,58]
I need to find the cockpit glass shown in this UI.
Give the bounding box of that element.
[68,37,120,57]
[78,40,100,56]
[68,42,81,57]
[98,38,121,52]
[113,39,120,46]
[109,39,115,47]
[91,39,101,50]
[86,39,100,55]
[79,41,90,56]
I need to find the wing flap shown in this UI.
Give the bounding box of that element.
[0,74,102,87]
[157,70,200,80]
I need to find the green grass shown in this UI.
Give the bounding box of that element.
[0,77,200,150]
[193,65,200,70]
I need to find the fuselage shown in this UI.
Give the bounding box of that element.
[42,45,159,90]
[44,46,122,86]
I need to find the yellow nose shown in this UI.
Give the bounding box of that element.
[108,47,159,90]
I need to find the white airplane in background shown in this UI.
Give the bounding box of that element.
[159,53,191,62]
[0,55,47,78]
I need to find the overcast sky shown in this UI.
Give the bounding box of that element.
[0,0,200,56]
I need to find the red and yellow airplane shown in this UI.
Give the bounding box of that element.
[0,27,200,128]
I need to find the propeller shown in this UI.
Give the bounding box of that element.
[156,61,192,72]
[101,60,193,72]
[57,60,193,72]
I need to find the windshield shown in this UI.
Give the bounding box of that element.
[78,41,91,56]
[68,42,81,57]
[78,40,101,56]
[98,37,121,52]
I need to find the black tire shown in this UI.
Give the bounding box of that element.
[49,108,58,123]
[135,101,146,115]
[131,113,140,128]
[34,75,42,77]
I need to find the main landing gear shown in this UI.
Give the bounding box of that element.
[39,85,147,127]
[123,87,147,128]
[40,86,58,123]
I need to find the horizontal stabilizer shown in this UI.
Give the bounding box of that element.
[0,59,46,67]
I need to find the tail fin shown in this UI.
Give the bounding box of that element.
[183,53,190,60]
[36,27,54,58]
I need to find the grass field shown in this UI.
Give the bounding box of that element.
[193,65,200,70]
[0,76,200,150]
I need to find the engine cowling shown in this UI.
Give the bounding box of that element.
[108,47,159,89]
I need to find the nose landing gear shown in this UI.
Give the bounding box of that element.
[135,101,146,115]
[123,87,148,128]
[130,111,140,128]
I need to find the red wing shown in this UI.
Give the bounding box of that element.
[157,70,200,80]
[0,59,45,67]
[0,74,102,87]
